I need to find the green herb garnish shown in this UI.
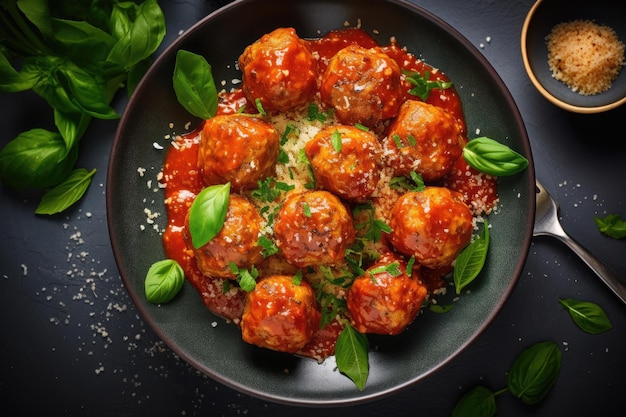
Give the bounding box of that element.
[403,69,453,101]
[451,385,497,417]
[462,137,529,176]
[172,49,218,120]
[452,341,562,416]
[257,235,279,258]
[307,102,333,122]
[506,341,561,405]
[594,214,626,239]
[353,202,392,243]
[335,323,369,390]
[368,261,402,280]
[145,259,185,304]
[331,129,342,152]
[228,262,257,292]
[251,177,294,202]
[188,183,230,249]
[453,220,489,295]
[35,167,96,214]
[389,171,425,192]
[559,298,613,334]
[302,201,312,217]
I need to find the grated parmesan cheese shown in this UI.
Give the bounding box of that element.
[546,19,625,95]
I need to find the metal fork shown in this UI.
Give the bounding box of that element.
[534,180,626,305]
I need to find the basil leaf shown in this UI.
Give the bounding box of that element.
[507,341,561,405]
[145,259,185,304]
[15,0,54,37]
[107,0,166,70]
[54,108,91,150]
[126,56,153,96]
[0,52,36,92]
[35,168,96,215]
[173,49,218,120]
[462,137,528,176]
[49,18,117,70]
[559,298,613,334]
[188,183,231,249]
[56,62,119,119]
[335,323,369,390]
[453,220,489,295]
[451,385,497,417]
[22,56,82,114]
[0,128,78,189]
[594,214,626,239]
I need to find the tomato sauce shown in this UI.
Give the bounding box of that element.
[161,27,498,359]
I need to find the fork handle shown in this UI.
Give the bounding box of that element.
[557,234,626,305]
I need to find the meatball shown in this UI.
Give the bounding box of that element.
[238,27,317,112]
[184,194,264,278]
[319,44,403,127]
[347,252,428,335]
[388,186,473,269]
[304,125,382,201]
[382,100,465,182]
[274,190,356,268]
[241,275,321,354]
[198,114,279,192]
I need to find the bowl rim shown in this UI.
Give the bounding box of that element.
[520,0,626,114]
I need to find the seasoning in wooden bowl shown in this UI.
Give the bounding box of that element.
[546,19,625,95]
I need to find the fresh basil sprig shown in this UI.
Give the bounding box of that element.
[462,137,528,176]
[452,341,562,417]
[559,298,613,334]
[172,49,218,120]
[335,323,369,390]
[453,220,489,295]
[35,168,96,214]
[188,183,231,249]
[507,341,562,404]
[145,259,185,304]
[0,0,166,214]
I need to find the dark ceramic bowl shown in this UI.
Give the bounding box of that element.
[107,0,535,406]
[521,0,626,113]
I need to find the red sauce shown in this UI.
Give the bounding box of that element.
[161,27,498,359]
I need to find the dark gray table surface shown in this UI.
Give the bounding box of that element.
[2,0,625,415]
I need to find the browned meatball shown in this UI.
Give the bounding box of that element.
[319,44,403,127]
[240,275,321,354]
[238,27,317,112]
[382,100,465,182]
[198,114,279,193]
[273,190,356,268]
[388,186,473,269]
[304,125,382,201]
[346,252,428,335]
[184,194,264,278]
